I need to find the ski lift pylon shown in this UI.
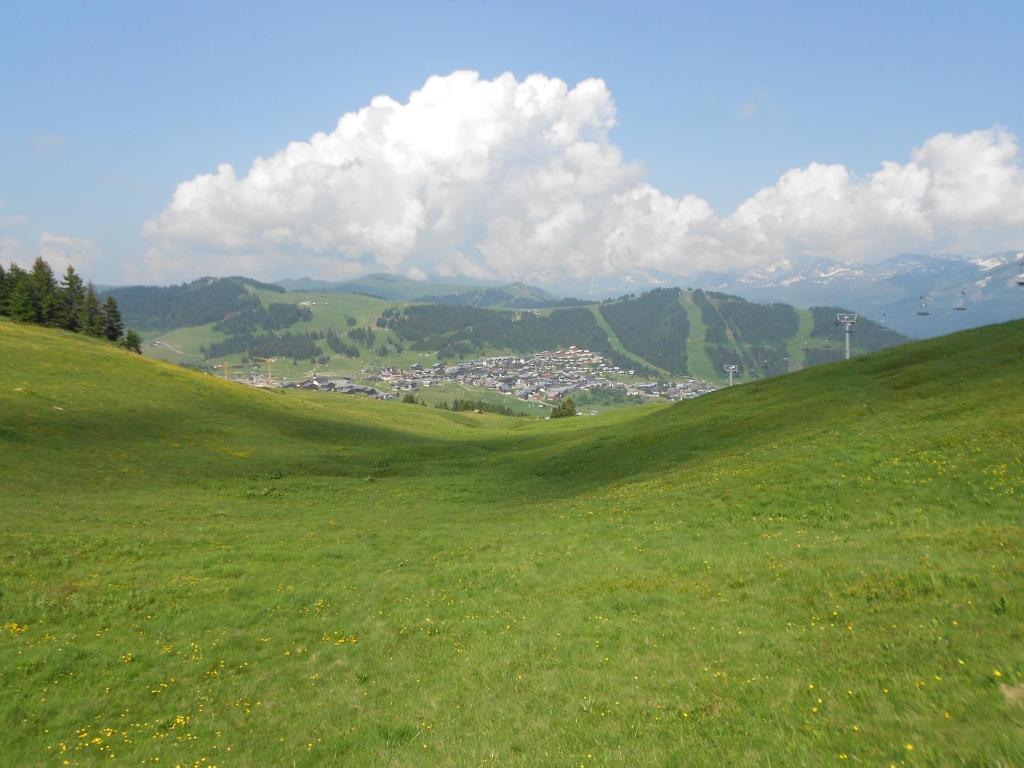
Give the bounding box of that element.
[954,290,967,311]
[916,295,931,317]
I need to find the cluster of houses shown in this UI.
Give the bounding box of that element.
[277,377,393,399]
[236,346,716,405]
[366,346,717,403]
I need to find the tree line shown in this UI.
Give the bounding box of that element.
[102,275,285,331]
[204,330,323,361]
[390,305,620,361]
[437,397,525,417]
[213,302,313,335]
[0,258,140,352]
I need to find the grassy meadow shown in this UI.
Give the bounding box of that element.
[1,317,1023,766]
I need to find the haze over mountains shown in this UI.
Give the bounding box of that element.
[691,251,1024,337]
[224,247,1024,340]
[142,247,1022,337]
[497,250,1023,337]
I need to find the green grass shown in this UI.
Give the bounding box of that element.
[142,323,226,363]
[408,381,551,416]
[680,290,718,382]
[1,317,1023,766]
[252,289,392,333]
[787,308,816,371]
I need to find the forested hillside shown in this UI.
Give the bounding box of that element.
[102,276,285,330]
[119,275,911,381]
[0,257,140,352]
[599,288,689,373]
[691,289,903,379]
[388,304,649,372]
[693,291,798,377]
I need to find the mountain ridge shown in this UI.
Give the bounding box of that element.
[102,277,908,384]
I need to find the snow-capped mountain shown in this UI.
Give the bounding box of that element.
[686,252,1024,337]
[544,251,1023,337]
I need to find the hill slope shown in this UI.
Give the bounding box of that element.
[1,318,1022,766]
[274,273,566,308]
[105,277,909,383]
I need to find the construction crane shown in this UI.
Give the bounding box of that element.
[212,362,244,381]
[252,357,277,386]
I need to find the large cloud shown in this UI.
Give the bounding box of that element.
[144,71,1024,282]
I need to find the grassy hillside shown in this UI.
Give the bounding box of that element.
[3,318,1021,766]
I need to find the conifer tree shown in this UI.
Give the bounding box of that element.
[59,265,86,331]
[8,276,36,322]
[80,282,105,337]
[0,264,8,315]
[29,257,59,326]
[1,264,27,317]
[102,296,124,341]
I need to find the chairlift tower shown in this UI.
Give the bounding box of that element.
[836,313,858,360]
[723,364,738,387]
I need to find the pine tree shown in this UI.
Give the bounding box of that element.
[0,264,8,315]
[80,282,105,337]
[101,296,124,341]
[29,257,59,326]
[59,265,86,331]
[1,264,27,318]
[8,277,36,322]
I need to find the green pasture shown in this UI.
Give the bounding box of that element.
[1,317,1022,766]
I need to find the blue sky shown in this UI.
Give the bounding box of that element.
[2,0,1024,284]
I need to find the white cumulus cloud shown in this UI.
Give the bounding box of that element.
[144,71,1024,283]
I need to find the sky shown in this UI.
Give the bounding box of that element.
[2,0,1024,286]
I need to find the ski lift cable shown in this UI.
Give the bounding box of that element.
[859,256,1024,318]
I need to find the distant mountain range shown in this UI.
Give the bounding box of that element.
[689,251,1024,337]
[524,251,1023,337]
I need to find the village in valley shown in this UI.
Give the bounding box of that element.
[272,345,718,408]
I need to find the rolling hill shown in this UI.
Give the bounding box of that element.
[1,317,1022,765]
[103,278,908,384]
[272,273,566,308]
